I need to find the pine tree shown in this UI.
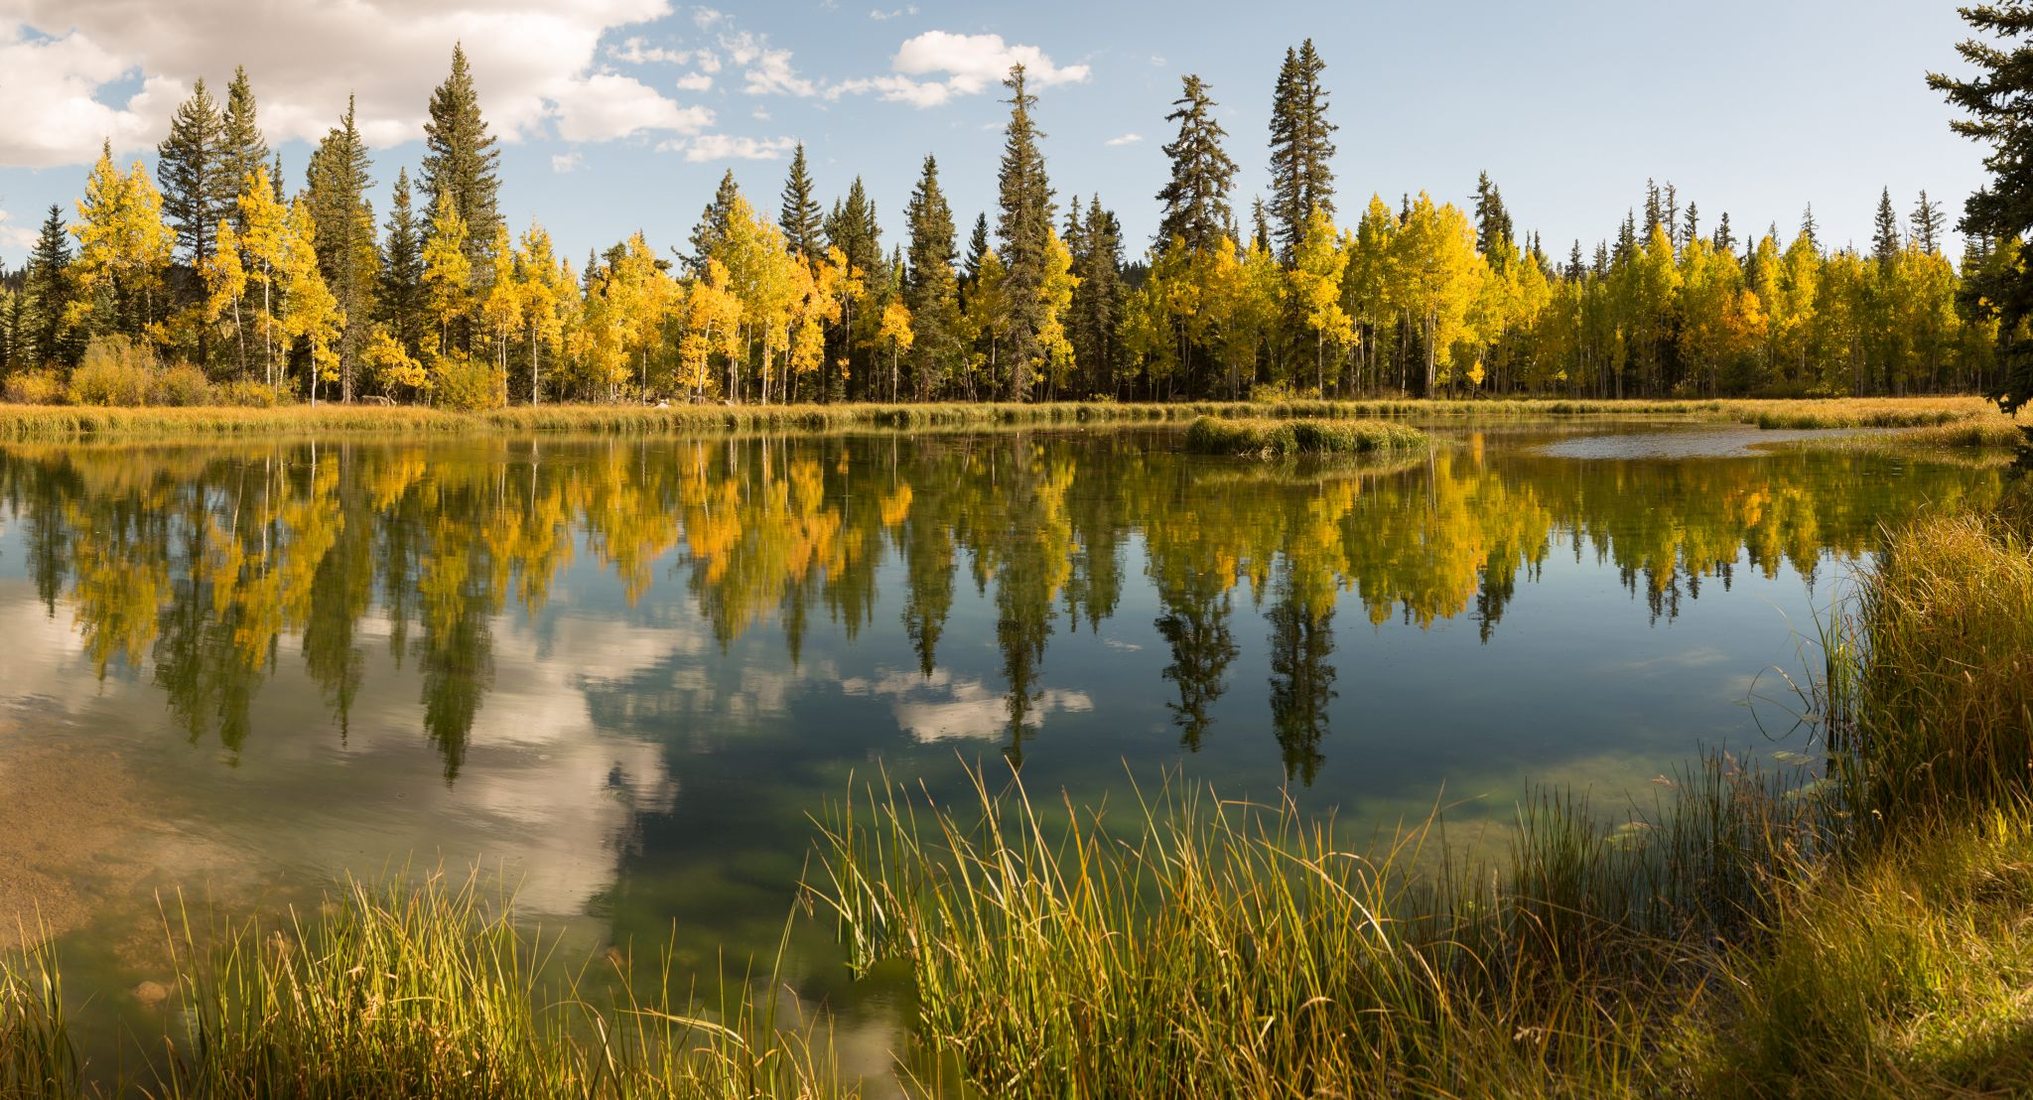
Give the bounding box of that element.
[1873,187,1904,265]
[1267,40,1336,263]
[24,206,75,366]
[1473,171,1515,267]
[904,155,962,398]
[156,77,230,359]
[1713,211,1736,254]
[995,64,1056,399]
[421,43,503,261]
[825,177,884,277]
[688,170,741,273]
[1933,1,2033,409]
[779,143,823,260]
[1798,204,1819,250]
[1911,190,1946,255]
[1155,74,1237,254]
[1643,179,1664,237]
[307,96,378,401]
[1250,197,1272,252]
[221,66,270,207]
[963,214,990,285]
[378,169,427,360]
[1683,202,1701,246]
[1071,195,1123,396]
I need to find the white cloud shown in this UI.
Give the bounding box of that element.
[607,36,689,65]
[869,5,916,19]
[550,151,583,173]
[840,668,1092,743]
[720,30,814,97]
[0,0,705,166]
[1105,132,1142,147]
[664,133,795,162]
[0,208,38,251]
[832,30,1089,109]
[692,6,728,29]
[548,71,712,142]
[674,72,713,93]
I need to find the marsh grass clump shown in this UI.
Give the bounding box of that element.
[1184,415,1428,457]
[1,877,841,1099]
[0,942,76,1099]
[810,757,1820,1098]
[1832,509,2033,819]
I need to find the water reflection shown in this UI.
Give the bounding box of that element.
[0,429,2004,782]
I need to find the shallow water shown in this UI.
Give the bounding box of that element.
[0,423,2004,1085]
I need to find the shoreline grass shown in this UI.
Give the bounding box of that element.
[1,877,842,1099]
[0,395,2011,442]
[1183,415,1430,457]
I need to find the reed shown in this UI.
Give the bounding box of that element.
[0,396,2007,442]
[0,877,842,1099]
[1183,415,1429,457]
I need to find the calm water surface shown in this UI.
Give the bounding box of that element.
[0,423,2004,1083]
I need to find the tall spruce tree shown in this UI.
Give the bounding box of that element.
[1155,74,1237,253]
[1933,1,2033,410]
[687,170,742,272]
[1911,190,1946,255]
[222,66,270,204]
[779,143,823,260]
[421,44,503,261]
[1071,195,1123,396]
[825,177,884,277]
[1266,39,1336,263]
[24,206,74,367]
[308,97,378,400]
[995,63,1056,399]
[157,77,231,367]
[1473,172,1516,267]
[904,155,962,398]
[1873,187,1904,265]
[378,169,427,359]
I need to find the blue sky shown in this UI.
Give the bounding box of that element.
[0,0,1988,269]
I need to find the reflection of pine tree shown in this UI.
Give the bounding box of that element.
[1155,581,1238,751]
[902,497,956,676]
[303,476,372,741]
[1267,569,1336,785]
[154,511,262,752]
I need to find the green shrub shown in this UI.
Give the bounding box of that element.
[151,362,213,406]
[66,336,154,407]
[2,369,66,405]
[433,353,507,412]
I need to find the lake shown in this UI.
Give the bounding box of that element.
[0,421,2004,1084]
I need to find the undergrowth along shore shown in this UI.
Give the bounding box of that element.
[3,455,2031,1097]
[0,395,2014,441]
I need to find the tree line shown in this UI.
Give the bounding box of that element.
[0,41,2006,407]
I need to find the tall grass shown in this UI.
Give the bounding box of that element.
[0,395,2007,441]
[0,939,75,1099]
[1828,507,2033,820]
[0,877,843,1099]
[808,755,1825,1098]
[1183,415,1429,457]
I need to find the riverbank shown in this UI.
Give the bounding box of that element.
[0,395,2012,441]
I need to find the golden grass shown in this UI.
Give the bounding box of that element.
[0,396,2013,441]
